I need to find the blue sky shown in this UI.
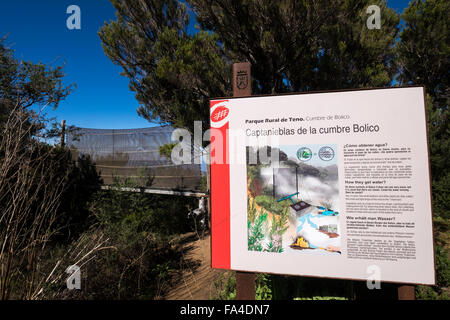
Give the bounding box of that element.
[0,0,410,129]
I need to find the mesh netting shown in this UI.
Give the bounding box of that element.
[67,126,203,190]
[273,167,298,199]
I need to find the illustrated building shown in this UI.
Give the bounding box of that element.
[319,224,338,233]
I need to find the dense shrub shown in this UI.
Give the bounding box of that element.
[254,195,285,215]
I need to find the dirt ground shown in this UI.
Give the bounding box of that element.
[163,232,223,300]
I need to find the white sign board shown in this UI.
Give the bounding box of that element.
[210,86,435,285]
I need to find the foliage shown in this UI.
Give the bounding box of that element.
[415,285,445,300]
[397,0,449,299]
[211,271,236,300]
[211,271,352,300]
[158,142,177,159]
[293,296,348,300]
[40,178,199,300]
[247,197,257,225]
[0,37,74,132]
[399,1,449,220]
[0,40,75,300]
[255,273,272,300]
[211,272,274,300]
[91,178,196,237]
[397,0,449,107]
[266,207,289,253]
[0,36,204,301]
[254,195,288,215]
[416,245,450,300]
[248,194,289,253]
[53,153,103,242]
[424,74,450,225]
[192,0,399,93]
[99,0,230,133]
[100,0,399,131]
[262,185,273,197]
[248,212,267,252]
[0,115,68,299]
[198,175,207,192]
[435,246,450,289]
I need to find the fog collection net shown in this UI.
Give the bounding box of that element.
[273,167,298,199]
[67,126,202,190]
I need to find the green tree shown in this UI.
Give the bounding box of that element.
[0,37,74,131]
[397,0,449,300]
[99,0,230,132]
[191,0,399,92]
[397,0,449,107]
[100,0,399,130]
[397,0,449,220]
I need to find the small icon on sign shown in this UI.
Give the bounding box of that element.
[211,105,229,122]
[318,146,335,161]
[297,147,312,162]
[236,70,248,90]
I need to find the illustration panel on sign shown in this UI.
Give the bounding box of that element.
[246,144,341,255]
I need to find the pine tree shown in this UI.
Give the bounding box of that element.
[99,0,230,133]
[0,38,74,137]
[397,0,450,299]
[100,0,399,130]
[397,0,449,220]
[397,0,449,108]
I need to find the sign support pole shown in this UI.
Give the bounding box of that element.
[398,285,415,300]
[233,62,255,300]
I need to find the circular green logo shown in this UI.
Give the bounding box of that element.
[297,147,312,162]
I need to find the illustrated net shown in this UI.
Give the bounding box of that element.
[67,126,203,190]
[273,167,298,199]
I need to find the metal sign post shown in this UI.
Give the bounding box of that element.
[398,285,415,300]
[233,62,255,300]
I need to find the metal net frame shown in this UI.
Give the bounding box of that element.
[273,167,298,200]
[67,126,203,191]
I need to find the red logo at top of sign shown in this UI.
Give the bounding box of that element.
[211,105,229,122]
